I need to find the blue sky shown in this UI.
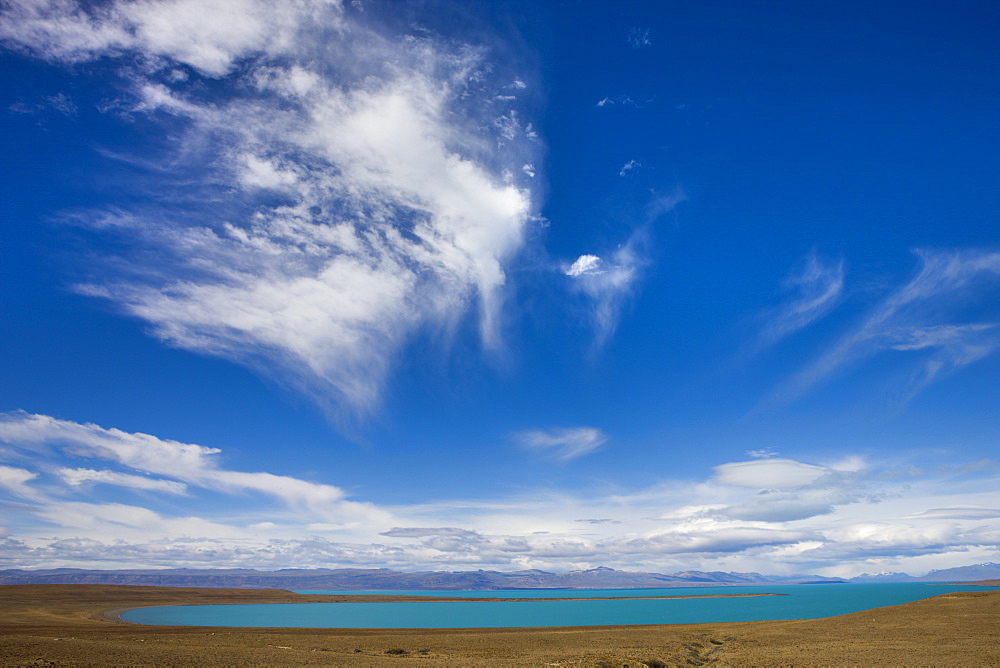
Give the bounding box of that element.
[1,0,998,577]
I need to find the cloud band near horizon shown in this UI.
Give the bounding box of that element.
[1,411,997,577]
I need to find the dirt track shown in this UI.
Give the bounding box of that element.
[1,583,998,666]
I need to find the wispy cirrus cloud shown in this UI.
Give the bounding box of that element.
[627,27,652,49]
[0,0,335,75]
[515,427,608,461]
[595,95,636,108]
[1,0,537,420]
[562,189,684,351]
[618,159,641,177]
[57,468,188,495]
[904,507,1000,520]
[0,465,42,502]
[755,251,845,350]
[768,248,1000,407]
[565,245,644,349]
[7,92,78,117]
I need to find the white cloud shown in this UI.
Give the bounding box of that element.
[0,411,387,524]
[903,507,1000,520]
[645,188,686,220]
[595,95,638,108]
[515,427,608,462]
[381,527,480,538]
[709,459,874,522]
[618,159,640,176]
[565,254,604,277]
[815,522,969,558]
[2,0,536,419]
[770,248,1000,407]
[720,483,861,522]
[36,500,249,541]
[747,447,779,459]
[638,521,813,555]
[57,468,188,494]
[0,465,40,501]
[822,455,866,472]
[713,458,830,489]
[0,0,335,77]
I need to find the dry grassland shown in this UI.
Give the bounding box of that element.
[1,583,998,666]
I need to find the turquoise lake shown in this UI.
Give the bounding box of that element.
[120,583,997,628]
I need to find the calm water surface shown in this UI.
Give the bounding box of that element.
[121,583,997,628]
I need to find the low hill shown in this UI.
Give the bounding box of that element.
[0,566,840,589]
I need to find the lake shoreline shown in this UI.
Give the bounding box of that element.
[105,590,784,626]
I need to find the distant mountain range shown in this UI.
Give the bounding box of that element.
[2,563,998,589]
[849,562,1000,583]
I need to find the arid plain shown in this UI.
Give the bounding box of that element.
[1,583,998,666]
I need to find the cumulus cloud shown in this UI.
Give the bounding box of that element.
[515,427,608,461]
[770,248,1000,407]
[565,254,603,277]
[2,0,537,419]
